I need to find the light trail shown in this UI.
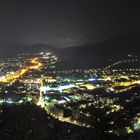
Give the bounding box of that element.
[0,57,42,83]
[37,78,45,108]
[112,80,140,88]
[109,80,140,93]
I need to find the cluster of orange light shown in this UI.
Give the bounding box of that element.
[0,57,42,83]
[112,80,140,88]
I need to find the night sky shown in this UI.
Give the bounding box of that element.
[0,0,140,48]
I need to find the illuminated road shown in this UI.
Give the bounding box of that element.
[108,80,140,93]
[37,78,45,107]
[0,57,42,83]
[112,80,140,88]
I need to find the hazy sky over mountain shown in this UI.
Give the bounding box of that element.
[0,0,140,48]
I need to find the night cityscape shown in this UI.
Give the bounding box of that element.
[0,0,140,140]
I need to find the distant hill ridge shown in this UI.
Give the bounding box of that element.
[0,44,58,58]
[57,32,140,68]
[0,32,140,68]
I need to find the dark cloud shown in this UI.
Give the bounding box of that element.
[0,0,140,48]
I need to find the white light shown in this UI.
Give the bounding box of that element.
[89,78,96,81]
[40,84,76,93]
[58,100,66,104]
[40,52,44,55]
[6,99,14,104]
[40,86,49,92]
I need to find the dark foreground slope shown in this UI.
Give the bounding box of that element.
[0,104,101,140]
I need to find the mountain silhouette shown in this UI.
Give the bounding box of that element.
[0,32,140,69]
[57,32,140,68]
